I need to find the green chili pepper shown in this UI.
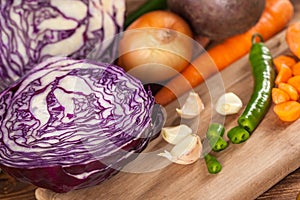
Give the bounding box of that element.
[204,154,222,174]
[227,126,250,144]
[211,137,228,152]
[206,123,225,137]
[237,33,275,133]
[206,123,228,152]
[124,0,168,28]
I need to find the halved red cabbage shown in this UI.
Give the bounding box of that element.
[0,0,125,87]
[0,57,164,193]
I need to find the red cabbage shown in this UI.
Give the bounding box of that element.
[0,0,125,88]
[0,57,164,193]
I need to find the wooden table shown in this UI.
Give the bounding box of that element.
[0,168,299,200]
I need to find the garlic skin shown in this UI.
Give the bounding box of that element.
[215,92,243,115]
[161,124,192,145]
[176,92,204,119]
[158,134,202,165]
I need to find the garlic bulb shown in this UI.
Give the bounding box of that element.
[158,134,202,165]
[176,92,204,119]
[215,92,243,115]
[161,124,192,145]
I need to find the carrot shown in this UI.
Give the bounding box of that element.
[275,64,293,85]
[155,0,294,105]
[291,62,300,76]
[287,75,300,94]
[286,22,300,59]
[277,83,299,101]
[273,55,296,72]
[273,101,300,122]
[272,88,290,104]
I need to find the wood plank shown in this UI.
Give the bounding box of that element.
[257,168,300,200]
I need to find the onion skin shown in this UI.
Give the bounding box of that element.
[118,11,193,83]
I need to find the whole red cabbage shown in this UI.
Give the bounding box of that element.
[0,57,165,193]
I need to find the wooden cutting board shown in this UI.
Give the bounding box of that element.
[36,2,300,200]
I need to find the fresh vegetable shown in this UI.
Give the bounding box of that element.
[286,22,300,59]
[158,134,202,165]
[124,0,168,28]
[287,75,300,94]
[272,88,290,104]
[0,0,125,88]
[291,62,300,75]
[155,0,294,106]
[273,101,300,122]
[215,92,243,115]
[206,123,228,152]
[161,124,192,145]
[226,34,275,144]
[227,126,250,144]
[0,57,165,193]
[204,154,222,174]
[167,0,266,40]
[273,55,296,72]
[272,48,300,121]
[275,64,293,85]
[278,83,299,101]
[118,10,193,83]
[176,92,204,119]
[237,34,275,134]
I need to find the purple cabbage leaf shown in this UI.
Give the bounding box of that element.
[0,57,165,193]
[0,0,125,88]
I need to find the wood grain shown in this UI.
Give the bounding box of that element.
[0,169,299,200]
[256,168,300,200]
[0,173,36,200]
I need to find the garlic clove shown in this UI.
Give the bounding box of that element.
[176,92,204,119]
[161,124,192,145]
[215,92,243,115]
[158,134,202,165]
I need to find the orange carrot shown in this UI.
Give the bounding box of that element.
[286,22,300,59]
[272,88,290,104]
[155,0,294,106]
[275,64,293,85]
[273,101,300,122]
[273,55,296,72]
[272,88,291,104]
[287,75,300,94]
[291,62,300,76]
[278,82,299,101]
